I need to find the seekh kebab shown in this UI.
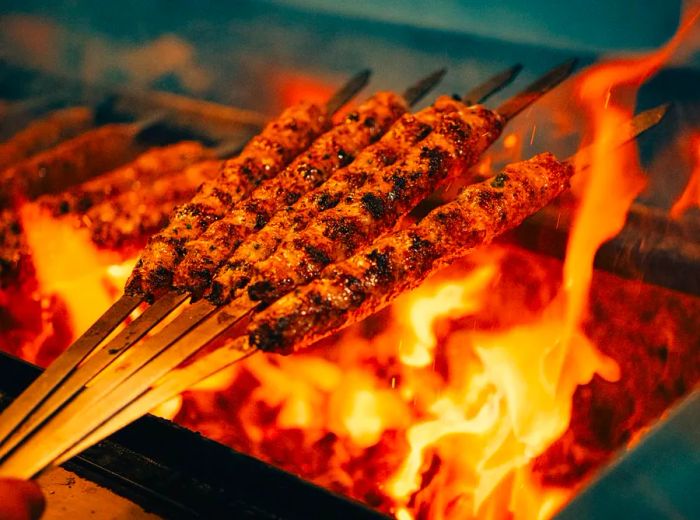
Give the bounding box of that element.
[40,141,214,217]
[208,98,500,305]
[87,160,223,250]
[0,122,148,205]
[126,101,333,298]
[248,153,573,352]
[174,91,411,297]
[237,97,504,306]
[0,106,93,171]
[205,66,527,305]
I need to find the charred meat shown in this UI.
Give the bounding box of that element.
[247,153,573,353]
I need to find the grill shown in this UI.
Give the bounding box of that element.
[0,2,698,518]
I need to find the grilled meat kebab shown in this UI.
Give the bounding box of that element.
[247,152,573,353]
[228,96,504,306]
[0,123,145,205]
[87,160,222,250]
[125,101,331,299]
[40,141,213,217]
[207,101,449,305]
[174,92,408,296]
[0,107,93,171]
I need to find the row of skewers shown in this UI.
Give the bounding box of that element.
[0,62,667,479]
[0,106,258,285]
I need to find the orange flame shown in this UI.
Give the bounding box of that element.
[19,204,136,337]
[399,264,496,367]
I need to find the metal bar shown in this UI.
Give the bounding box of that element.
[0,352,389,519]
[55,337,255,466]
[0,300,218,478]
[402,68,447,106]
[567,104,669,166]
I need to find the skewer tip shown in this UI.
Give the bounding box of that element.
[463,63,524,105]
[496,57,579,121]
[325,68,373,115]
[402,67,448,106]
[645,102,671,122]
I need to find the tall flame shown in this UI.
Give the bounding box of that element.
[384,10,699,519]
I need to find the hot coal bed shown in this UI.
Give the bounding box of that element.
[0,2,699,519]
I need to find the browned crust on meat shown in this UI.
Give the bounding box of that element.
[175,92,407,297]
[39,141,212,217]
[242,98,504,305]
[0,106,93,171]
[247,153,573,353]
[0,123,143,205]
[208,99,471,305]
[125,102,330,299]
[85,160,222,251]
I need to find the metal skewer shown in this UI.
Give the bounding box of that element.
[462,64,523,106]
[0,70,372,460]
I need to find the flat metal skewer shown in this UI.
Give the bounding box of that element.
[496,58,577,121]
[51,103,671,474]
[0,70,373,459]
[0,291,187,461]
[463,64,523,105]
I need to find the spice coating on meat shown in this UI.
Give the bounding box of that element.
[86,160,222,251]
[208,104,443,305]
[244,97,504,305]
[174,92,407,297]
[0,107,93,171]
[125,102,330,299]
[0,123,143,205]
[40,142,212,217]
[247,153,573,353]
